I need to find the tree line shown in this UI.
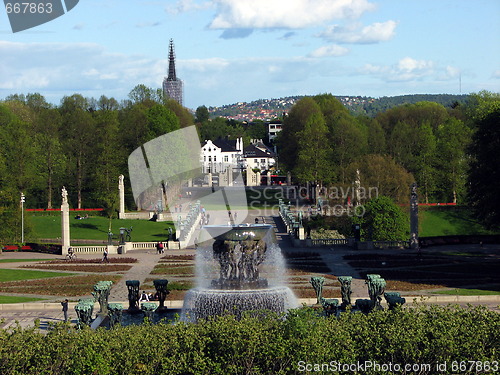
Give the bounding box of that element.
[0,87,498,244]
[276,91,500,227]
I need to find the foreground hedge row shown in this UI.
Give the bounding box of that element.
[0,304,498,375]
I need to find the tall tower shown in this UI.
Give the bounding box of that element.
[162,39,184,106]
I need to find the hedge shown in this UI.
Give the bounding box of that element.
[0,304,498,374]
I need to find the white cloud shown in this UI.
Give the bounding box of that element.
[319,20,397,44]
[166,0,214,15]
[493,70,500,79]
[362,57,435,82]
[209,0,375,30]
[309,44,349,58]
[182,57,230,72]
[0,41,160,99]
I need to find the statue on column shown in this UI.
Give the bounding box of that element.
[62,186,68,205]
[355,169,361,206]
[409,182,419,249]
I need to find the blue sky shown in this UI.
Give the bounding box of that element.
[1,0,499,109]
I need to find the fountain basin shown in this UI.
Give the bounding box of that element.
[182,286,297,322]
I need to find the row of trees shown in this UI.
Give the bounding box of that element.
[0,87,498,244]
[277,92,499,213]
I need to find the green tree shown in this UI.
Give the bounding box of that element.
[465,90,500,123]
[59,94,97,208]
[146,104,180,140]
[435,118,472,203]
[356,196,409,241]
[97,95,119,111]
[246,120,268,141]
[412,122,437,203]
[128,84,162,106]
[347,154,415,204]
[329,114,367,183]
[195,105,210,123]
[0,104,35,243]
[468,109,500,228]
[165,99,193,128]
[32,108,66,208]
[366,119,386,154]
[278,97,323,173]
[118,103,150,152]
[91,110,123,221]
[294,112,334,185]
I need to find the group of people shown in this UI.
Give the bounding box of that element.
[138,290,159,302]
[155,241,165,254]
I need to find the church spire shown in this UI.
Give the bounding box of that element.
[163,38,183,105]
[167,38,177,81]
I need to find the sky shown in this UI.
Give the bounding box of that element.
[0,0,499,110]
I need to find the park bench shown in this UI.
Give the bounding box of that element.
[2,245,33,251]
[2,245,18,251]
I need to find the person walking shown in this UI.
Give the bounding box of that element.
[61,299,69,322]
[102,247,109,263]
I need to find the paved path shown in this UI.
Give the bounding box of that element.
[1,208,499,332]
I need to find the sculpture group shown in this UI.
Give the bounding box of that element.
[212,236,267,289]
[310,274,406,316]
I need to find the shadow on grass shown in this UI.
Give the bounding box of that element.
[71,222,101,231]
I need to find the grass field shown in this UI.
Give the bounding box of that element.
[0,295,45,303]
[29,215,175,242]
[434,288,500,296]
[419,207,497,237]
[0,269,75,282]
[24,205,499,241]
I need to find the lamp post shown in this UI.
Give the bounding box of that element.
[20,193,25,243]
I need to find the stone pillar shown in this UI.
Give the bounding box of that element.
[208,172,213,187]
[61,186,70,255]
[267,171,272,186]
[118,175,125,218]
[287,171,292,186]
[227,166,233,187]
[410,182,419,249]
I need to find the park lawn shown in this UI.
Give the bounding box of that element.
[419,207,497,237]
[434,288,500,296]
[29,215,175,242]
[0,295,46,304]
[0,269,75,282]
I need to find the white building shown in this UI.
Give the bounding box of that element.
[243,141,276,171]
[268,121,282,142]
[200,137,243,173]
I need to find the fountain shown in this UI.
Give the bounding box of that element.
[182,224,298,321]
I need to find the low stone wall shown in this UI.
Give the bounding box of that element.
[70,241,182,254]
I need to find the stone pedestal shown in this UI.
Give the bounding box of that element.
[61,202,70,255]
[298,226,305,240]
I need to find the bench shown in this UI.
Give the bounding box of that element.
[2,245,19,251]
[2,245,33,251]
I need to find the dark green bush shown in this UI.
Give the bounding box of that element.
[0,304,498,374]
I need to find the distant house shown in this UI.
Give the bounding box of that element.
[200,137,244,173]
[244,141,276,171]
[268,121,282,142]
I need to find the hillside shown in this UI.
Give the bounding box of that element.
[208,94,470,121]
